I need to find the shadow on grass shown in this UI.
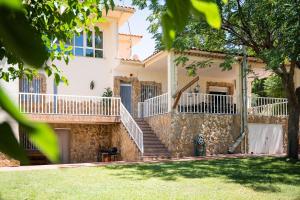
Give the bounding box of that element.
[105,157,300,192]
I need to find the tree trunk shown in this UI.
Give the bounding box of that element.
[282,73,300,159]
[287,105,299,159]
[286,82,300,159]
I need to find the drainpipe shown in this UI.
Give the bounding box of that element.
[228,46,248,153]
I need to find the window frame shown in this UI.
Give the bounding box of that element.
[73,29,104,58]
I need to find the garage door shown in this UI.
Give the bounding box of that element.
[248,123,283,154]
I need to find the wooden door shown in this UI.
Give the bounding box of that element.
[55,128,70,164]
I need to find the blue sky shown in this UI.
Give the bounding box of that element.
[116,0,156,60]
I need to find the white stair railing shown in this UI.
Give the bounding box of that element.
[247,96,288,116]
[141,93,168,117]
[19,93,120,116]
[120,103,144,154]
[179,93,238,114]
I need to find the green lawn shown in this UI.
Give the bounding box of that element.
[0,157,300,200]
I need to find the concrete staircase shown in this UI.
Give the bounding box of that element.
[134,118,171,161]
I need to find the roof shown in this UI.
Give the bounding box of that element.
[114,5,135,13]
[120,58,143,65]
[143,49,264,64]
[119,33,143,38]
[104,5,135,27]
[118,33,143,47]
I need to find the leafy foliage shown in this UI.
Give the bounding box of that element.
[0,0,114,163]
[264,75,286,98]
[140,0,300,158]
[102,87,113,97]
[133,0,224,49]
[252,75,286,98]
[251,78,267,97]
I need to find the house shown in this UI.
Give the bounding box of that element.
[0,5,300,166]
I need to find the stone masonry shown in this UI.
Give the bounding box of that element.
[146,113,241,157]
[0,153,20,167]
[111,124,141,161]
[51,123,112,163]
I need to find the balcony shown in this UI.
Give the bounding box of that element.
[19,93,121,124]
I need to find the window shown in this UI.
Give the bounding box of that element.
[141,84,160,102]
[74,32,84,56]
[56,29,104,58]
[19,76,43,93]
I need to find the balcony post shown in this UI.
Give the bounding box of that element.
[167,52,177,112]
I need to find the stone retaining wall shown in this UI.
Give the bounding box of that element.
[111,124,141,161]
[0,153,20,167]
[51,123,112,163]
[146,113,292,157]
[52,123,141,163]
[146,113,241,157]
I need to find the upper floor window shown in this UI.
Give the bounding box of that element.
[57,29,103,58]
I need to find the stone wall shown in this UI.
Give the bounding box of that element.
[146,113,241,157]
[0,153,20,167]
[52,123,141,163]
[146,112,292,157]
[111,124,141,161]
[51,123,112,163]
[171,113,240,157]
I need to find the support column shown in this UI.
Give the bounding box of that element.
[234,63,242,113]
[167,52,177,112]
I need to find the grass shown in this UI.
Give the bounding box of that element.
[0,157,300,200]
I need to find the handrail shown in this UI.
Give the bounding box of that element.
[142,93,168,117]
[248,101,288,116]
[120,103,144,154]
[18,93,121,116]
[179,92,238,115]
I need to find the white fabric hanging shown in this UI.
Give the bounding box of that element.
[248,123,283,154]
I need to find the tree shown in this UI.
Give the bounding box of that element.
[0,0,114,163]
[264,75,286,98]
[134,0,300,159]
[252,75,286,98]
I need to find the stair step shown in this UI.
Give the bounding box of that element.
[133,118,171,159]
[144,149,169,154]
[144,143,166,147]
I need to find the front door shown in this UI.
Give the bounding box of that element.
[55,128,70,164]
[120,83,132,113]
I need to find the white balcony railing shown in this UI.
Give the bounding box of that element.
[248,96,288,116]
[19,93,121,116]
[139,93,168,118]
[138,92,288,118]
[120,103,144,153]
[179,93,238,114]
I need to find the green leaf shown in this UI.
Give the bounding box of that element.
[162,13,176,49]
[190,0,221,29]
[0,122,28,164]
[54,73,61,85]
[61,76,69,86]
[0,87,60,163]
[0,0,22,10]
[166,0,190,31]
[0,7,48,67]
